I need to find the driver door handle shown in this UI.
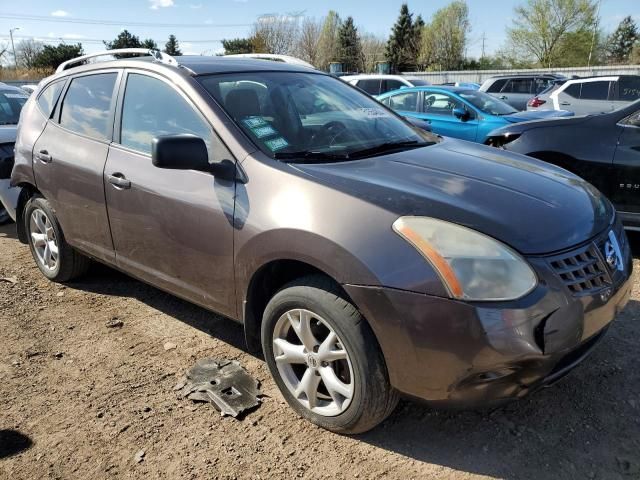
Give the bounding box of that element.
[36,150,52,163]
[560,101,571,106]
[108,173,131,189]
[499,95,508,100]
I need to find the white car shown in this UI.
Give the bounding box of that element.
[0,84,30,224]
[341,74,430,96]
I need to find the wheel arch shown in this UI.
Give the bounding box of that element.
[242,258,357,354]
[14,182,40,244]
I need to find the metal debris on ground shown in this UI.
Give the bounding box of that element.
[174,358,262,418]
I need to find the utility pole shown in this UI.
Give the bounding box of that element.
[481,32,486,60]
[9,27,20,67]
[587,0,601,68]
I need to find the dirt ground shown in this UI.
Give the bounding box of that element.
[0,222,639,480]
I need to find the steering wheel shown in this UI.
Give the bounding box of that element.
[311,121,348,147]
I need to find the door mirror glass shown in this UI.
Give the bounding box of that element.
[152,135,210,171]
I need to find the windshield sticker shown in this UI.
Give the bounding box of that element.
[250,125,278,138]
[358,107,390,118]
[243,116,268,128]
[265,137,289,152]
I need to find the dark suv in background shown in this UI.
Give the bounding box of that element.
[480,73,566,110]
[10,50,632,433]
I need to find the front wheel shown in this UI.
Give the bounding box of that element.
[262,275,398,434]
[24,195,90,282]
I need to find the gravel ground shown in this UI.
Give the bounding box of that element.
[1,222,639,480]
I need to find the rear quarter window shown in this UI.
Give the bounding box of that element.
[37,80,65,119]
[486,78,507,93]
[618,77,640,101]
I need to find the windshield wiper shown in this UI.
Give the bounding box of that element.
[347,140,432,159]
[273,150,350,163]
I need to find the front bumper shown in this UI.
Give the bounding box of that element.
[344,228,632,407]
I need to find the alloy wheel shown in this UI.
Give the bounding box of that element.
[29,208,59,272]
[272,308,354,417]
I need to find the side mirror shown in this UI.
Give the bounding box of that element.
[152,134,211,171]
[453,107,470,121]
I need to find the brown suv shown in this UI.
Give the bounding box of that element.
[11,51,632,433]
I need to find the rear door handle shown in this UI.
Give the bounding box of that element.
[36,150,52,163]
[108,173,131,189]
[560,101,571,106]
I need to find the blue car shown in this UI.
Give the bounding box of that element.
[377,86,573,143]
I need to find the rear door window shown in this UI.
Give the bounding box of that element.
[386,91,419,111]
[504,78,533,94]
[533,77,554,94]
[37,80,65,118]
[381,79,405,94]
[579,81,611,100]
[59,73,117,141]
[355,79,381,95]
[618,77,640,101]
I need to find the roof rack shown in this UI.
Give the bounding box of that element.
[56,48,178,73]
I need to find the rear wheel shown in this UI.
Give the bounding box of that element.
[24,195,90,282]
[262,275,398,434]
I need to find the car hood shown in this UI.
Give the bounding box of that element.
[293,139,613,255]
[501,110,574,123]
[488,114,594,137]
[0,125,17,144]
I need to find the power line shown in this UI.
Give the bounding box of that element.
[0,13,251,28]
[0,34,225,44]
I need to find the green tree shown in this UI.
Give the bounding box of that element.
[316,11,342,70]
[605,16,638,64]
[104,30,157,57]
[337,17,363,72]
[419,1,470,70]
[221,38,254,55]
[33,43,84,70]
[164,34,182,56]
[385,4,421,72]
[506,0,598,67]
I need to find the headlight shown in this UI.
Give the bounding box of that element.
[393,216,537,301]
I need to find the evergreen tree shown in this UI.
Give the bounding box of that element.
[33,43,84,70]
[606,16,638,64]
[337,17,363,72]
[221,38,254,55]
[385,4,420,72]
[104,30,144,50]
[317,11,342,71]
[164,34,182,56]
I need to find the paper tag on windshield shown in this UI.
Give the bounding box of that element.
[358,108,389,118]
[251,125,277,138]
[265,137,289,151]
[243,116,268,128]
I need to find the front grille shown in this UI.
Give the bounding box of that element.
[548,243,611,296]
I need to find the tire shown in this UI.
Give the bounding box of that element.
[24,195,90,282]
[261,275,399,434]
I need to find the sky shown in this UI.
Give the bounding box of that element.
[0,0,638,61]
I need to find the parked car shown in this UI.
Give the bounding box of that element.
[479,74,566,110]
[0,84,30,224]
[11,50,631,434]
[487,99,640,229]
[341,74,430,96]
[20,84,38,95]
[377,86,572,143]
[526,75,640,116]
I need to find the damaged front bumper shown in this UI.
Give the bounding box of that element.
[344,227,633,408]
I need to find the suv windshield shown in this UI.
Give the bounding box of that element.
[0,89,29,125]
[198,72,437,161]
[458,90,518,116]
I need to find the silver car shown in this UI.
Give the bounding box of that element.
[0,84,29,224]
[479,74,565,111]
[527,75,640,116]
